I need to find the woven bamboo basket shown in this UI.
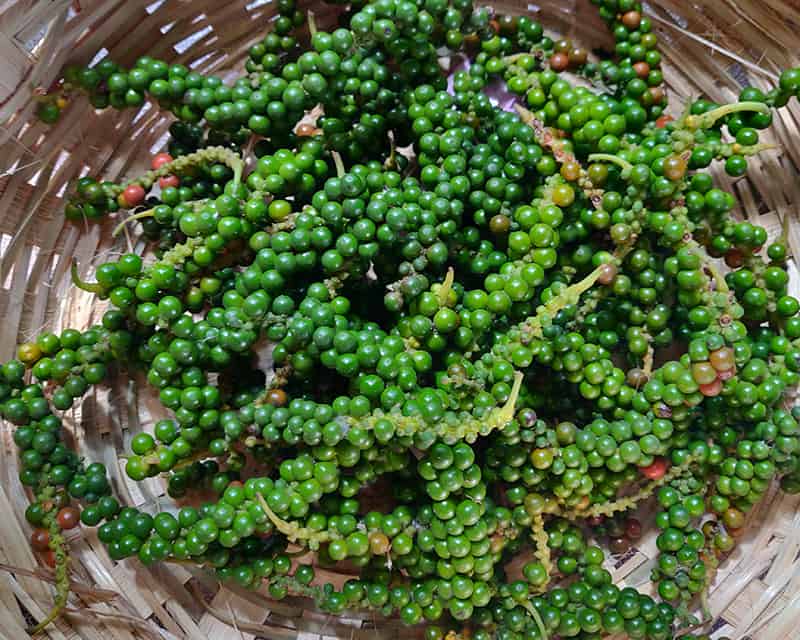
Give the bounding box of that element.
[2,0,800,638]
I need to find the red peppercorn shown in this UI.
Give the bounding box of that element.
[266,389,288,407]
[609,537,631,554]
[709,347,735,372]
[296,122,320,137]
[621,11,642,29]
[549,53,570,72]
[632,61,650,78]
[597,263,618,285]
[649,87,665,104]
[655,114,674,128]
[159,175,180,189]
[640,457,669,480]
[724,249,744,268]
[43,550,57,568]
[151,152,173,170]
[699,378,723,397]
[122,184,146,208]
[624,518,642,540]
[56,506,80,530]
[31,528,50,551]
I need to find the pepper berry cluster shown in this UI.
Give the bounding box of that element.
[10,0,800,638]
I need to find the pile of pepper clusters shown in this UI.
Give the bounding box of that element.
[10,0,800,637]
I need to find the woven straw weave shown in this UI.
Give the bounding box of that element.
[1,1,800,638]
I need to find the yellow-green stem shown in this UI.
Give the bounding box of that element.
[522,600,550,640]
[332,151,345,178]
[568,456,695,519]
[684,101,770,130]
[112,208,154,237]
[496,371,524,427]
[255,492,332,545]
[528,511,553,598]
[28,517,69,634]
[308,10,318,37]
[587,153,634,173]
[737,142,778,156]
[687,240,729,294]
[70,261,104,295]
[436,267,455,306]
